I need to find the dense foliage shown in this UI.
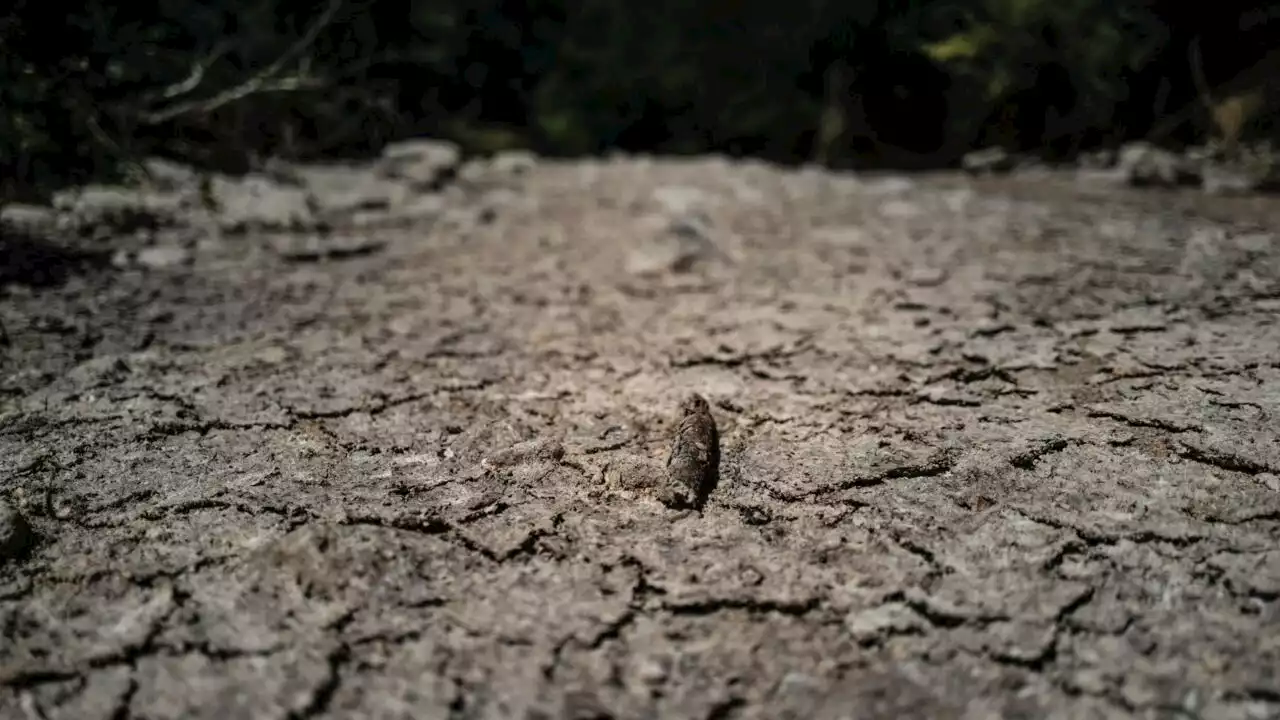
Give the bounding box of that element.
[1,0,1276,200]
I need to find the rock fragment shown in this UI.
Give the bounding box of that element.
[0,203,59,233]
[626,212,727,275]
[602,454,664,491]
[272,233,386,263]
[141,157,200,191]
[51,184,186,231]
[489,150,537,177]
[209,174,315,233]
[482,438,565,469]
[135,245,193,269]
[1115,141,1201,188]
[378,139,461,190]
[962,147,1015,175]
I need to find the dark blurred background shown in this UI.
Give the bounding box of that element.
[2,0,1278,200]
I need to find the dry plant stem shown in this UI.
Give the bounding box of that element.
[138,0,343,125]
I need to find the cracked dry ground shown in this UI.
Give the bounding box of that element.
[3,159,1280,720]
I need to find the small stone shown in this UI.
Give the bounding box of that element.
[210,175,315,233]
[457,160,492,186]
[603,455,663,490]
[625,239,685,276]
[962,147,1015,175]
[906,266,948,287]
[844,602,925,643]
[483,438,565,469]
[379,139,461,188]
[136,246,192,269]
[490,150,537,176]
[142,157,199,191]
[273,234,385,262]
[1201,164,1266,195]
[626,213,726,276]
[0,203,58,231]
[635,658,668,684]
[1115,141,1201,188]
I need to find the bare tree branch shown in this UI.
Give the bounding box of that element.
[153,39,236,102]
[138,0,343,125]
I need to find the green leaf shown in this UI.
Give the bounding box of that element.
[921,26,998,63]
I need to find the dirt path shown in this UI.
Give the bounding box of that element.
[2,151,1279,719]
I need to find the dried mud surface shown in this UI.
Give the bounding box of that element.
[2,154,1279,719]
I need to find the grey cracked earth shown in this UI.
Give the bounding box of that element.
[2,145,1279,720]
